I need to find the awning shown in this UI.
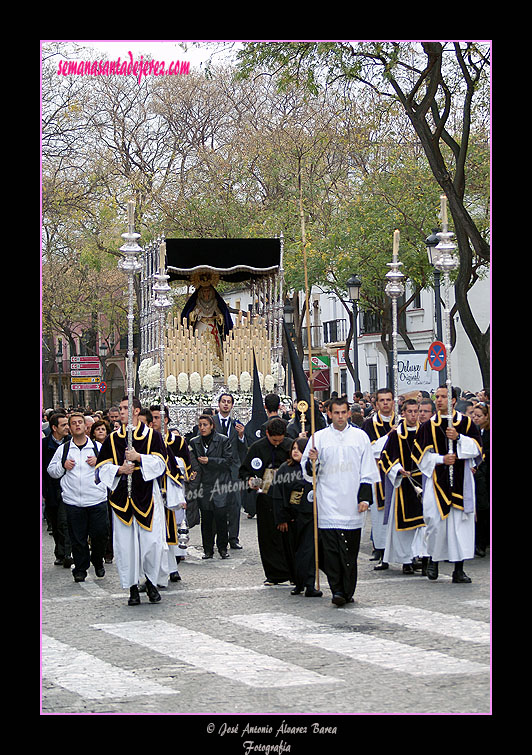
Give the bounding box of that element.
[304,368,330,391]
[165,238,281,283]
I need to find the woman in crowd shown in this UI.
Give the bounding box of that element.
[471,402,490,557]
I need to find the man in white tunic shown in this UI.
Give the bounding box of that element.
[95,396,168,605]
[379,400,428,574]
[301,396,381,606]
[411,387,483,583]
[361,389,397,569]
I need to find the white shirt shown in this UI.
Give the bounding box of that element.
[47,437,107,507]
[301,424,381,529]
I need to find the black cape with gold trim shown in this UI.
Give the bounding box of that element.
[96,423,167,530]
[411,411,482,519]
[380,421,424,531]
[162,430,191,545]
[361,411,395,510]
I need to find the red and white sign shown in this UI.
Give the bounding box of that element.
[71,383,101,391]
[71,369,101,377]
[71,356,101,363]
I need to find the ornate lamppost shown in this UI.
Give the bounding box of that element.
[152,239,173,419]
[118,200,143,497]
[425,228,446,387]
[434,195,459,486]
[385,230,405,421]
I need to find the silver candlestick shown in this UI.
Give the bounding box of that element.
[118,200,143,496]
[152,238,173,434]
[434,195,459,487]
[385,230,405,423]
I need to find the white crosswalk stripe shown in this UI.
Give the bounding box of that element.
[41,635,179,699]
[353,605,490,644]
[92,620,341,688]
[224,612,490,677]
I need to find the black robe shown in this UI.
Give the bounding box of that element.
[161,431,191,544]
[239,436,293,583]
[271,461,317,590]
[411,411,482,519]
[380,422,424,531]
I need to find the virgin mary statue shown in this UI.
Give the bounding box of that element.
[180,271,235,371]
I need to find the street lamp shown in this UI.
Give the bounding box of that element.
[346,274,362,392]
[425,228,446,386]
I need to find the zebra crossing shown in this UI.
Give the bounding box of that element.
[42,601,490,704]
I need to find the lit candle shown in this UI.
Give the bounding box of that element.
[393,229,400,261]
[159,241,166,273]
[440,194,448,228]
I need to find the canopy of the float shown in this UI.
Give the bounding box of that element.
[165,237,281,282]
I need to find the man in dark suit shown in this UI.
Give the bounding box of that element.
[42,411,73,567]
[214,393,248,550]
[188,413,235,559]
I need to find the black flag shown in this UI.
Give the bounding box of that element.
[282,319,310,404]
[244,350,268,444]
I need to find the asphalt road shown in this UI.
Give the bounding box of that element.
[41,507,491,729]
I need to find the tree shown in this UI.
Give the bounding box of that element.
[235,41,491,386]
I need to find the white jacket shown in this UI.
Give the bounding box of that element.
[47,437,108,507]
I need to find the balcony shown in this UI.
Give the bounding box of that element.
[322,318,348,344]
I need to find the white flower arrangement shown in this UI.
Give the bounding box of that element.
[264,374,275,393]
[166,374,177,394]
[147,363,161,389]
[138,357,153,388]
[239,371,252,393]
[189,371,202,393]
[177,372,189,393]
[202,373,214,392]
[227,374,239,393]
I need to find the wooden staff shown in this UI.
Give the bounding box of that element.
[299,172,320,592]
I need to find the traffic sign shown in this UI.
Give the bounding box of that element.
[70,356,101,363]
[99,381,107,393]
[427,341,447,371]
[70,376,100,383]
[71,383,101,391]
[71,370,101,377]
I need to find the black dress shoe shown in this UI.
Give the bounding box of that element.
[452,568,472,583]
[230,542,243,549]
[305,588,323,597]
[73,572,86,583]
[427,558,439,580]
[63,557,74,568]
[145,579,161,603]
[402,563,414,574]
[374,561,389,571]
[331,593,347,606]
[95,565,105,578]
[54,557,64,566]
[169,570,181,582]
[369,549,383,561]
[219,550,230,559]
[202,552,214,559]
[128,585,141,605]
